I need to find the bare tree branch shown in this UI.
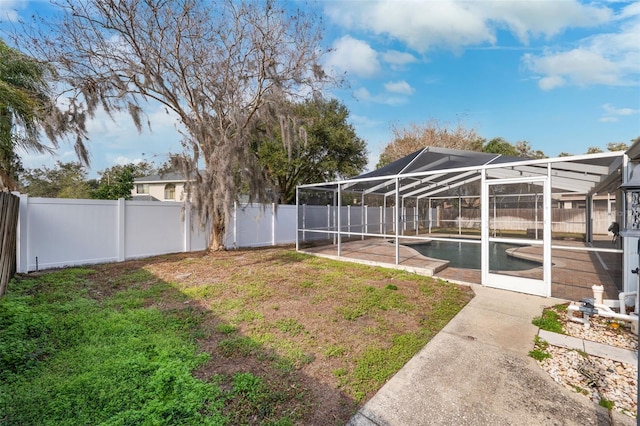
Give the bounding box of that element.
[13,0,329,249]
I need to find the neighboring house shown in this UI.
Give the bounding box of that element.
[131,172,187,201]
[132,172,272,204]
[554,193,614,210]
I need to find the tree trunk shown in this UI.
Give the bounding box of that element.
[209,215,226,251]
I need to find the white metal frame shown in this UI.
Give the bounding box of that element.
[482,174,551,296]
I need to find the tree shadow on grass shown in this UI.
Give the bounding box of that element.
[1,253,357,425]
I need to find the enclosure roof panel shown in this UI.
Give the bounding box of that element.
[356,147,523,180]
[298,146,627,199]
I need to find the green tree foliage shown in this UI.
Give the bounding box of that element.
[586,146,604,154]
[19,161,92,198]
[482,137,519,156]
[483,138,547,158]
[92,165,135,200]
[256,99,367,204]
[92,162,154,200]
[514,141,547,159]
[607,142,629,152]
[0,39,89,190]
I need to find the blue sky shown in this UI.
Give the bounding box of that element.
[1,0,639,176]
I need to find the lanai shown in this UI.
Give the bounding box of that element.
[296,147,628,301]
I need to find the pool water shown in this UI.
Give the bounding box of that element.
[406,240,541,271]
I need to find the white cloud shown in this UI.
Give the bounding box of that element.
[384,80,414,95]
[599,116,619,123]
[113,156,143,165]
[353,86,408,106]
[0,0,25,22]
[354,87,372,102]
[380,50,418,69]
[324,36,380,78]
[600,103,640,122]
[522,9,639,90]
[326,1,494,52]
[349,114,383,129]
[523,49,620,90]
[325,0,611,52]
[480,0,611,44]
[602,103,639,116]
[537,75,566,91]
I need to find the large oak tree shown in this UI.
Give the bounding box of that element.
[15,0,328,249]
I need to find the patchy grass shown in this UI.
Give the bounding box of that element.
[1,248,473,425]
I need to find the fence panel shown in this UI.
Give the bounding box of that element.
[125,201,208,258]
[234,205,273,247]
[0,192,19,297]
[366,206,382,234]
[16,195,209,273]
[301,205,333,242]
[26,198,119,271]
[274,205,297,244]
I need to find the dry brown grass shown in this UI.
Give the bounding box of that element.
[87,247,473,425]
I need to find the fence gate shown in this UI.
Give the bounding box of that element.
[0,192,19,297]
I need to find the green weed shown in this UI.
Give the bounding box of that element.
[532,309,564,333]
[215,323,237,335]
[232,309,263,324]
[323,345,346,358]
[218,336,261,357]
[553,303,568,312]
[300,280,315,288]
[337,285,411,320]
[529,336,551,361]
[333,368,348,378]
[529,349,551,361]
[273,318,305,336]
[599,398,615,410]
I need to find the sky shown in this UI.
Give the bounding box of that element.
[1,0,639,177]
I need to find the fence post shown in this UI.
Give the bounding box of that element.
[16,193,28,273]
[272,203,276,246]
[302,204,306,243]
[184,201,191,252]
[117,198,126,261]
[233,201,238,248]
[327,204,331,242]
[363,205,367,240]
[458,196,462,236]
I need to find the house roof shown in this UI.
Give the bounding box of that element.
[133,172,187,184]
[299,146,627,199]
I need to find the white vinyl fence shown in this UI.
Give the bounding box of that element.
[15,195,300,273]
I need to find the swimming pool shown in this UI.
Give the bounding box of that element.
[405,240,541,271]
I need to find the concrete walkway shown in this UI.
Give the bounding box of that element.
[348,285,636,426]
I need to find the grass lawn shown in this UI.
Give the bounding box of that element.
[0,248,473,425]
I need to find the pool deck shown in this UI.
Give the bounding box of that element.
[301,237,621,302]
